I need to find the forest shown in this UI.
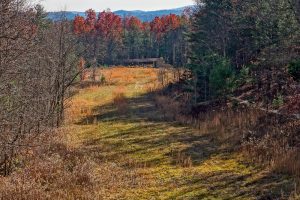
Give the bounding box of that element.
[73,9,190,67]
[0,0,299,199]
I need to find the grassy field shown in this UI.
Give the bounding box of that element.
[60,67,295,199]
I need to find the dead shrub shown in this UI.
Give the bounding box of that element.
[243,117,300,179]
[155,95,182,121]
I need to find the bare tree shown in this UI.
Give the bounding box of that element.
[0,0,80,175]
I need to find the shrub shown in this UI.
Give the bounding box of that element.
[288,59,300,81]
[236,65,254,86]
[100,75,106,84]
[272,94,284,109]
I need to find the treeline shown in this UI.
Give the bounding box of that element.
[0,1,78,175]
[0,2,191,176]
[189,0,300,102]
[73,9,190,67]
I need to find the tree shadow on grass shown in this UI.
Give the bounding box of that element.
[76,93,170,125]
[165,170,293,199]
[75,92,295,199]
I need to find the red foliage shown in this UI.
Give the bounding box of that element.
[161,14,180,32]
[85,9,97,33]
[150,16,163,38]
[150,14,181,39]
[73,9,97,34]
[125,16,144,30]
[74,16,86,34]
[73,8,185,41]
[142,22,150,31]
[96,11,123,41]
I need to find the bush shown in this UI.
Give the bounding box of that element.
[100,75,106,84]
[288,60,300,81]
[272,94,284,109]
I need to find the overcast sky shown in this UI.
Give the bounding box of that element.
[39,0,194,12]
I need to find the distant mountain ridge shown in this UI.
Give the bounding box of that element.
[47,6,191,22]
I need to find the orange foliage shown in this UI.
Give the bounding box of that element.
[100,67,159,85]
[150,14,181,39]
[85,9,97,32]
[74,16,86,34]
[161,14,180,31]
[125,16,144,30]
[96,11,123,41]
[150,16,163,38]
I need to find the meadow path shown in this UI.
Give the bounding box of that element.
[66,67,292,199]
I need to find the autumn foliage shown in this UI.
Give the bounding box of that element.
[125,16,144,30]
[149,15,181,38]
[73,10,189,66]
[74,16,85,34]
[96,11,122,40]
[74,10,183,38]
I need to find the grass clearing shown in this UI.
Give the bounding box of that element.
[63,67,294,199]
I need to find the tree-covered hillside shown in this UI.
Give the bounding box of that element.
[47,6,191,22]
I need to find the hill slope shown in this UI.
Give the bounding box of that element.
[47,6,190,22]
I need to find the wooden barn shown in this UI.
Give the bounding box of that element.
[123,58,165,68]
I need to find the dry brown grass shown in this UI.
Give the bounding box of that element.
[100,66,159,85]
[0,130,142,200]
[3,66,297,199]
[154,93,300,187]
[0,67,178,199]
[243,118,300,178]
[112,86,128,113]
[155,95,181,120]
[173,151,193,168]
[0,67,170,200]
[82,66,182,88]
[66,98,94,124]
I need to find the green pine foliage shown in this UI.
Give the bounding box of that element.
[288,59,300,82]
[188,0,300,102]
[209,55,235,97]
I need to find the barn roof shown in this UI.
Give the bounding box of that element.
[123,58,164,63]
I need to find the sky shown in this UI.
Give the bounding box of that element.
[39,0,194,12]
